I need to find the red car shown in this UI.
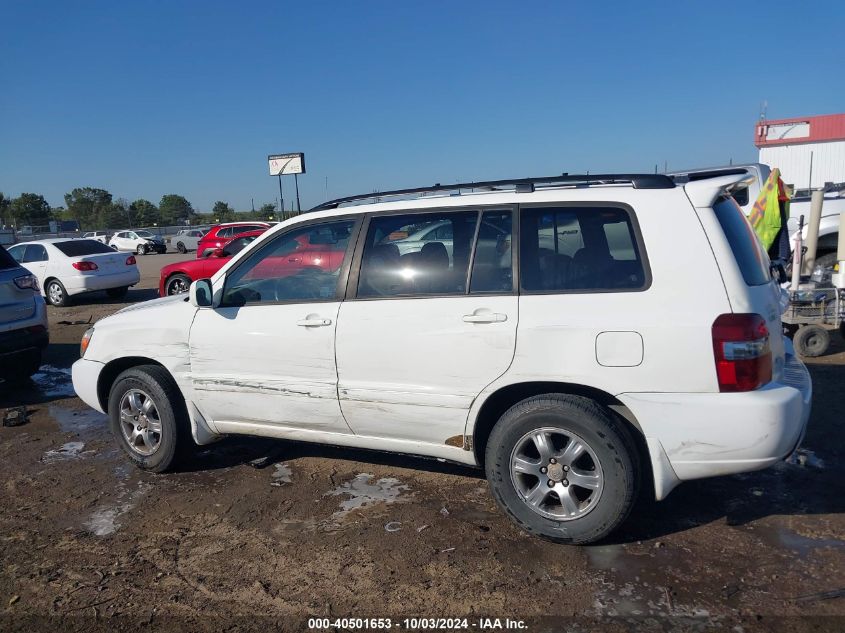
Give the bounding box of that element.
[160,230,267,296]
[196,221,272,258]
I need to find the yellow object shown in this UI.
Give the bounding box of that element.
[748,168,784,250]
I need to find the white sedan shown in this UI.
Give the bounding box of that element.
[7,238,140,306]
[109,230,167,255]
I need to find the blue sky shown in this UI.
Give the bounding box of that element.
[2,0,844,213]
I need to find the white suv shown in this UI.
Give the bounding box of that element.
[71,173,812,544]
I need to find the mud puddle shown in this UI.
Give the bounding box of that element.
[324,473,412,518]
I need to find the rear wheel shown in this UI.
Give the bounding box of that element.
[45,279,69,307]
[165,274,192,295]
[108,365,190,472]
[793,324,830,357]
[106,286,129,299]
[485,394,638,544]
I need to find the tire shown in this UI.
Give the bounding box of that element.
[45,279,69,307]
[485,394,638,544]
[177,242,187,254]
[136,243,148,256]
[106,286,129,299]
[793,325,830,357]
[108,365,191,472]
[165,274,192,295]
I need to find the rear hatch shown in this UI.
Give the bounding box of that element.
[54,239,135,274]
[708,196,787,381]
[0,246,36,327]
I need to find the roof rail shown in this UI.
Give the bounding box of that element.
[310,173,675,211]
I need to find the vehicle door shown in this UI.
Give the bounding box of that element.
[335,208,517,445]
[188,217,360,433]
[11,244,50,288]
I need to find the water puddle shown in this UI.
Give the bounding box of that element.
[43,441,91,462]
[84,481,150,536]
[324,473,411,519]
[270,463,292,486]
[31,365,75,398]
[586,544,712,618]
[783,448,825,469]
[48,405,108,434]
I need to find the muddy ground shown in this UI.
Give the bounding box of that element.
[0,252,843,632]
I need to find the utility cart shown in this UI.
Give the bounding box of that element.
[783,286,845,356]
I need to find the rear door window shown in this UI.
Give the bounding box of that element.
[520,206,648,292]
[712,196,770,286]
[357,211,478,298]
[23,245,48,262]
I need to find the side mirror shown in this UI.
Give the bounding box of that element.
[189,278,213,307]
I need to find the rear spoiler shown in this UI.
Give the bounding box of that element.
[681,173,756,208]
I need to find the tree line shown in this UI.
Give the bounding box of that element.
[0,188,282,231]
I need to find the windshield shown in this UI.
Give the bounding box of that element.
[136,231,155,238]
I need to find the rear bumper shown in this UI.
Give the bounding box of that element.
[64,270,141,295]
[619,352,812,499]
[0,325,49,356]
[71,358,105,413]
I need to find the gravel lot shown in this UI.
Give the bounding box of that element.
[1,252,843,632]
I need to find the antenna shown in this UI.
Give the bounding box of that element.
[759,100,768,121]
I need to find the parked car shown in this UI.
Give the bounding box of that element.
[72,172,812,544]
[0,244,48,380]
[8,239,140,306]
[159,230,266,296]
[109,230,167,255]
[82,231,111,245]
[167,228,208,254]
[196,222,272,258]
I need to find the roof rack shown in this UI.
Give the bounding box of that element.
[310,173,675,211]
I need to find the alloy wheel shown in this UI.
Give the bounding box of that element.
[509,427,604,521]
[119,389,163,456]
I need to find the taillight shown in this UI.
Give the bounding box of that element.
[72,261,99,271]
[712,313,772,392]
[13,274,40,291]
[126,255,136,265]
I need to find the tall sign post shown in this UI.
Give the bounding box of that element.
[268,153,306,215]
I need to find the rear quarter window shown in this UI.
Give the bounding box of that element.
[54,240,116,256]
[712,197,771,286]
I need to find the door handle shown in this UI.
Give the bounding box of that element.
[296,317,332,327]
[462,313,507,323]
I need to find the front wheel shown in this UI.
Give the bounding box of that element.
[108,365,190,472]
[165,274,192,295]
[177,242,187,254]
[136,243,148,256]
[485,394,638,544]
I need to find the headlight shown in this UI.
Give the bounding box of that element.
[80,328,94,358]
[14,274,40,292]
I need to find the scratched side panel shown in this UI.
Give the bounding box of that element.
[336,296,518,444]
[188,302,352,433]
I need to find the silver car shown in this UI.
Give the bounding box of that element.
[0,245,48,380]
[168,229,207,254]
